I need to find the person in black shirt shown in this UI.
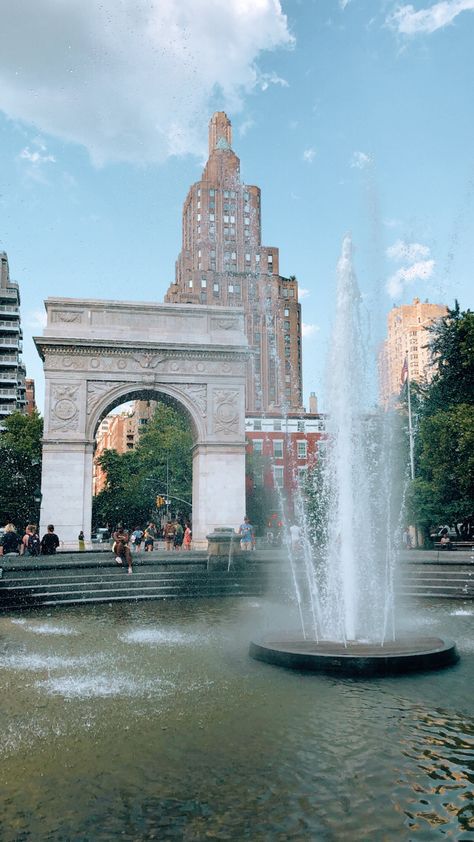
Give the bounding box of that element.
[0,523,21,556]
[40,524,60,555]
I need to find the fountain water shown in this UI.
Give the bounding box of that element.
[250,235,458,675]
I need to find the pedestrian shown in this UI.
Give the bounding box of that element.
[130,526,144,553]
[173,520,184,551]
[41,524,60,555]
[183,522,192,551]
[144,522,156,552]
[78,530,86,551]
[22,524,41,557]
[113,525,133,574]
[238,516,254,552]
[289,523,301,552]
[0,523,22,556]
[163,520,175,551]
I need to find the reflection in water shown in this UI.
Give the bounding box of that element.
[0,598,473,840]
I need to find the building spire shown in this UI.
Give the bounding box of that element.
[208,112,232,153]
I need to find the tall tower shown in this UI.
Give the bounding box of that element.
[165,112,303,414]
[378,297,448,407]
[0,252,26,430]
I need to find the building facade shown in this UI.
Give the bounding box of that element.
[245,412,326,498]
[378,297,448,407]
[0,252,26,430]
[93,400,157,494]
[25,378,36,415]
[165,111,303,414]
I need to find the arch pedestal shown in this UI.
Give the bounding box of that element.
[35,299,248,548]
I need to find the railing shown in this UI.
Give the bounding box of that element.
[0,388,17,398]
[0,372,18,381]
[0,304,19,313]
[0,336,20,347]
[0,320,20,330]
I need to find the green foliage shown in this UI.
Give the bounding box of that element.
[92,402,192,529]
[0,411,43,529]
[302,458,329,550]
[245,444,278,535]
[408,303,474,536]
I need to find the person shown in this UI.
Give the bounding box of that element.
[289,523,301,552]
[402,528,412,550]
[144,522,156,552]
[130,526,144,553]
[163,520,175,551]
[78,531,86,551]
[440,533,452,550]
[239,516,254,552]
[173,520,184,551]
[0,523,22,556]
[183,522,192,551]
[41,524,60,555]
[113,525,133,573]
[22,524,41,557]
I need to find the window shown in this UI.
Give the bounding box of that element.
[297,440,307,459]
[209,189,215,196]
[213,282,219,293]
[188,280,193,288]
[268,254,273,263]
[244,217,250,226]
[273,439,283,458]
[256,254,260,263]
[297,421,305,432]
[209,213,215,221]
[197,213,201,221]
[228,284,234,293]
[244,191,249,200]
[197,188,201,196]
[230,190,236,198]
[274,420,282,432]
[223,215,229,223]
[273,466,284,488]
[298,466,308,481]
[230,215,235,223]
[201,278,207,288]
[254,420,262,431]
[284,321,290,330]
[252,439,263,454]
[245,253,251,262]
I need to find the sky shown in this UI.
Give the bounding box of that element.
[1,0,473,413]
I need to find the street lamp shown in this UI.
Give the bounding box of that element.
[33,487,42,524]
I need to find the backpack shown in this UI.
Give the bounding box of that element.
[27,533,41,556]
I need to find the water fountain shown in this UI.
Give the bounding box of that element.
[250,235,458,675]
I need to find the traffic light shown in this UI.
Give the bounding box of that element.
[156,495,165,508]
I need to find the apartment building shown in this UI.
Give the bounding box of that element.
[0,252,26,430]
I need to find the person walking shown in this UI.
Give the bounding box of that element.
[41,524,60,555]
[113,525,133,574]
[0,523,22,556]
[78,530,86,551]
[238,517,254,552]
[130,526,144,554]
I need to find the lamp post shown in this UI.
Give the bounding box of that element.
[33,486,42,526]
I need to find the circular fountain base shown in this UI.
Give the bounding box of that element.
[249,637,459,676]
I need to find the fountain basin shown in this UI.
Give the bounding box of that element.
[249,636,459,676]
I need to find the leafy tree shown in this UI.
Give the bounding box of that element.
[408,303,474,538]
[0,411,43,529]
[245,444,278,535]
[92,402,192,529]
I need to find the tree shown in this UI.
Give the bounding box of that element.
[408,303,474,538]
[245,444,279,535]
[92,402,193,529]
[0,411,43,528]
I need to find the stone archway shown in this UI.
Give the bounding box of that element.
[34,298,248,547]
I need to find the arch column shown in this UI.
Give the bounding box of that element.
[192,442,246,547]
[40,439,95,545]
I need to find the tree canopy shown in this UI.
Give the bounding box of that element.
[0,411,43,529]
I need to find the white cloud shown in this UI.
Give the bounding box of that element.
[340,0,352,8]
[386,259,435,298]
[258,71,289,91]
[350,150,372,169]
[302,322,320,338]
[387,1,474,35]
[386,239,431,262]
[19,147,56,166]
[238,117,255,137]
[303,147,316,163]
[0,0,293,166]
[298,287,311,299]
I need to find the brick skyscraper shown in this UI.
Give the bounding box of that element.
[165,112,303,413]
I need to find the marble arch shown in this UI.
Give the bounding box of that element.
[35,298,248,547]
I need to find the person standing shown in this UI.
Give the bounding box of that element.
[0,523,22,556]
[130,526,144,554]
[238,517,254,552]
[183,522,192,551]
[22,524,41,557]
[173,520,184,551]
[144,522,156,552]
[41,524,60,555]
[163,520,175,551]
[78,530,86,551]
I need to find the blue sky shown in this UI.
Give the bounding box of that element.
[1,0,473,412]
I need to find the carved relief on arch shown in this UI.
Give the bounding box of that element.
[176,384,207,418]
[86,381,127,416]
[213,389,240,436]
[49,383,80,432]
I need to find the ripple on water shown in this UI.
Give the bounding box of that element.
[118,627,200,646]
[13,621,79,636]
[0,653,91,671]
[35,673,174,699]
